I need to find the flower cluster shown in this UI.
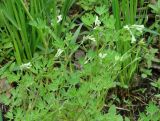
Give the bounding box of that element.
[20,62,32,70]
[83,35,96,42]
[57,15,62,23]
[55,49,64,58]
[124,24,144,43]
[95,16,101,26]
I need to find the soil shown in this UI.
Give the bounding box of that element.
[105,71,160,120]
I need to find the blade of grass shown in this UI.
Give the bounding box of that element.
[112,0,121,29]
[69,24,83,58]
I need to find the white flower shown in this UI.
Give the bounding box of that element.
[20,62,32,70]
[99,53,107,59]
[131,24,144,33]
[124,24,144,33]
[55,49,64,58]
[57,15,62,23]
[124,25,141,43]
[131,34,136,43]
[83,35,96,42]
[95,16,101,26]
[123,25,130,30]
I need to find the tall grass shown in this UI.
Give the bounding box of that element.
[112,0,138,29]
[1,0,75,65]
[112,0,144,87]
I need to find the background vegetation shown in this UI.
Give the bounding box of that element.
[0,0,160,121]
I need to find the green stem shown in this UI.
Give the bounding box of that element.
[0,110,2,121]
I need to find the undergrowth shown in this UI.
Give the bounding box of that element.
[0,0,160,121]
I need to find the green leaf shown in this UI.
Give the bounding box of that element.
[81,13,95,27]
[95,5,107,15]
[102,15,115,29]
[146,102,159,115]
[108,105,116,115]
[6,111,14,120]
[68,72,80,85]
[155,94,160,98]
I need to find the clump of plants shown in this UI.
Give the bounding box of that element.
[0,0,160,121]
[0,0,75,65]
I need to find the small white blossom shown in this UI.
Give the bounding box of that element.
[123,25,130,30]
[95,16,101,26]
[123,25,142,43]
[20,62,32,70]
[124,24,144,33]
[99,53,107,59]
[83,35,96,42]
[57,15,62,23]
[55,49,64,58]
[131,24,144,33]
[131,34,136,43]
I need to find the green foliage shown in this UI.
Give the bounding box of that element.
[112,0,138,29]
[104,105,124,121]
[148,0,160,36]
[151,78,160,89]
[149,0,160,14]
[0,0,160,120]
[115,26,144,87]
[81,13,96,27]
[0,0,75,65]
[139,102,160,121]
[0,55,117,120]
[111,0,147,86]
[77,0,109,11]
[81,5,145,87]
[0,28,13,63]
[141,47,158,78]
